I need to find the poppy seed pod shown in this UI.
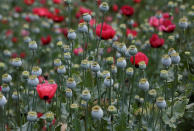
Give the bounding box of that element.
[32,66,42,76]
[65,88,72,98]
[171,53,180,64]
[27,111,37,122]
[81,89,91,101]
[2,73,12,83]
[139,78,149,91]
[56,41,63,48]
[83,13,92,22]
[126,67,134,77]
[66,78,76,89]
[1,83,10,93]
[107,105,117,114]
[102,70,110,78]
[22,71,30,79]
[81,59,89,69]
[12,91,19,100]
[78,22,88,33]
[63,45,70,53]
[161,54,172,67]
[99,2,109,12]
[64,52,71,60]
[10,57,22,67]
[128,45,138,56]
[81,100,87,108]
[45,111,54,122]
[160,70,168,79]
[104,76,114,87]
[111,65,117,74]
[0,93,7,107]
[57,65,66,74]
[28,40,38,50]
[168,48,176,56]
[27,75,39,86]
[156,97,166,109]
[179,17,189,29]
[67,29,76,40]
[91,105,103,119]
[54,59,62,67]
[139,61,146,70]
[148,89,157,98]
[91,62,100,72]
[117,57,127,68]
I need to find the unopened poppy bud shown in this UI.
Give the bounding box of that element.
[45,111,54,122]
[139,61,146,70]
[64,52,71,60]
[107,105,117,114]
[66,78,76,89]
[161,54,172,67]
[28,75,39,86]
[139,78,149,91]
[2,83,10,93]
[65,88,72,98]
[2,73,12,83]
[106,57,114,65]
[156,97,166,109]
[117,57,126,68]
[54,59,62,67]
[81,89,91,101]
[28,40,38,50]
[126,67,134,77]
[27,111,37,122]
[10,57,22,67]
[91,105,103,119]
[99,2,109,12]
[12,91,19,100]
[0,93,7,107]
[104,76,114,87]
[83,13,91,22]
[67,29,76,40]
[57,65,66,74]
[91,62,100,72]
[171,53,180,64]
[102,70,110,78]
[32,66,42,76]
[148,89,157,98]
[78,22,88,33]
[159,69,168,80]
[22,71,30,79]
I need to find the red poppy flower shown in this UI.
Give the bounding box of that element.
[53,0,61,4]
[20,52,26,59]
[149,34,164,48]
[36,82,57,100]
[14,6,22,13]
[126,28,137,37]
[112,4,118,12]
[160,19,176,33]
[33,7,52,17]
[11,53,18,58]
[121,5,134,16]
[96,23,116,40]
[133,0,141,3]
[73,48,83,56]
[52,15,64,22]
[41,35,51,45]
[75,7,92,19]
[12,37,18,43]
[24,0,34,5]
[130,52,148,67]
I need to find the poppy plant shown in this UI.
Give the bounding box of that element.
[36,82,57,100]
[130,52,148,67]
[149,34,165,48]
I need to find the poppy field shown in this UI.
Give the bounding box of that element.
[0,0,194,130]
